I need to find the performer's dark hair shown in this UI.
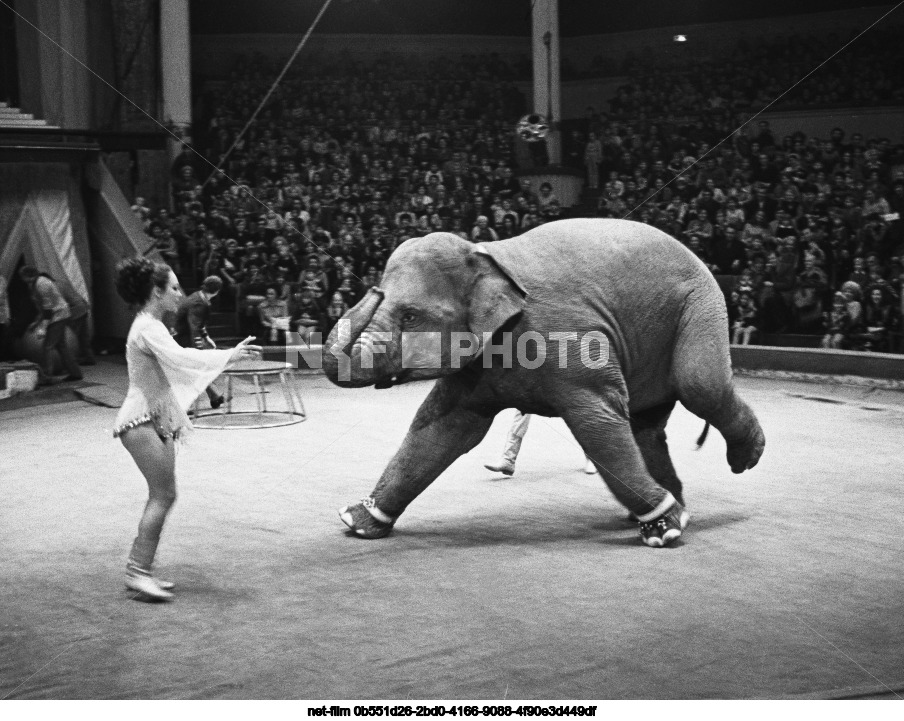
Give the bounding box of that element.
[115,257,171,305]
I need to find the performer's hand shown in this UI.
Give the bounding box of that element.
[230,336,262,362]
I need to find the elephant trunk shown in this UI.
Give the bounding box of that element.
[323,288,393,387]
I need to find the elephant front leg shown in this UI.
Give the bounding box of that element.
[339,380,494,539]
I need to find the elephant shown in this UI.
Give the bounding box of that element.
[323,218,765,547]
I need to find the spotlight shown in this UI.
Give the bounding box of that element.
[673,34,687,42]
[515,114,550,143]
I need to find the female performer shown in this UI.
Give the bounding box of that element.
[113,258,260,601]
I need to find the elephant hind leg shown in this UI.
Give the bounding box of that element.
[672,312,765,474]
[562,377,680,521]
[631,401,685,506]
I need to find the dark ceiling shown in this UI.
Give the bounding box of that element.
[191,0,896,37]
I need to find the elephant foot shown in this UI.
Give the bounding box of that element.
[638,502,690,548]
[726,424,765,474]
[339,499,395,539]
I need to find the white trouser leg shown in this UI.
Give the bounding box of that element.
[502,411,531,464]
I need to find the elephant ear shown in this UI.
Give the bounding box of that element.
[466,248,526,337]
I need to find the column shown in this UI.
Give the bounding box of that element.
[160,0,192,162]
[531,0,561,165]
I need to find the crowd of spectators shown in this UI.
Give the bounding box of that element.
[133,26,904,351]
[134,51,581,340]
[563,24,904,350]
[575,116,904,350]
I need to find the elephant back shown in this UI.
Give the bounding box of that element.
[478,218,718,386]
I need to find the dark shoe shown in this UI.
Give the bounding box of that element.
[63,375,83,382]
[210,394,226,409]
[338,498,395,539]
[38,375,66,387]
[639,503,690,548]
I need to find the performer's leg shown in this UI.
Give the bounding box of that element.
[120,424,177,600]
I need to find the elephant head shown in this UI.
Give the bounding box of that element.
[323,234,525,388]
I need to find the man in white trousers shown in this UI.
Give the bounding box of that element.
[484,411,597,476]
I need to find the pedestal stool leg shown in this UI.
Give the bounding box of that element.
[252,372,266,419]
[279,370,295,415]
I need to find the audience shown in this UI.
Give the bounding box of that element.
[128,32,903,351]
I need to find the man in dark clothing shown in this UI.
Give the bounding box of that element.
[744,184,778,223]
[711,225,747,275]
[176,275,225,408]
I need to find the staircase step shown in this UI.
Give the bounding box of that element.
[0,118,49,126]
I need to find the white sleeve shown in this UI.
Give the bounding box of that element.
[138,318,233,411]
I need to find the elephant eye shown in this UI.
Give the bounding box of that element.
[401,310,419,325]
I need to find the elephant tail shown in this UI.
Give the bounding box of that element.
[695,422,711,450]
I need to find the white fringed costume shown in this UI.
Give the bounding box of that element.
[113,312,232,442]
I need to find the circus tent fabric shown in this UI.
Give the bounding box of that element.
[0,160,158,339]
[0,164,90,314]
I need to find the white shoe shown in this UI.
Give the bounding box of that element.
[125,570,174,601]
[125,577,174,591]
[584,458,597,474]
[484,460,515,476]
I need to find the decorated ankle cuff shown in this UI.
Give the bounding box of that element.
[361,496,395,525]
[635,493,677,524]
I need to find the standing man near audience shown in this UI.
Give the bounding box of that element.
[176,275,226,409]
[18,265,83,383]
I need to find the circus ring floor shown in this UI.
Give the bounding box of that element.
[1,360,902,700]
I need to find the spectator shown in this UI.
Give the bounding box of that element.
[853,286,894,351]
[794,253,829,332]
[583,132,603,189]
[258,286,290,344]
[731,291,758,345]
[840,281,865,333]
[471,215,499,242]
[289,290,325,343]
[821,292,852,349]
[324,291,349,333]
